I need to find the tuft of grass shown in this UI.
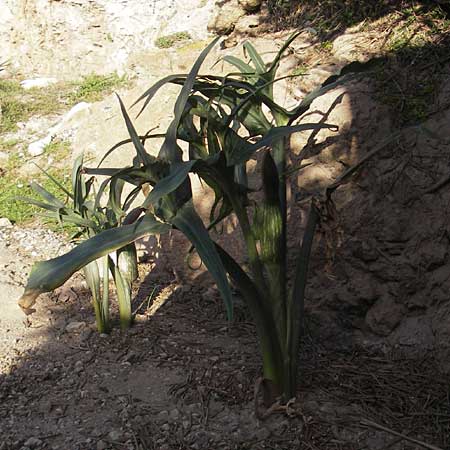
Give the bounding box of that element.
[67,73,127,104]
[0,168,70,224]
[0,138,72,223]
[319,40,333,52]
[155,31,191,49]
[0,73,128,133]
[0,137,21,153]
[291,64,309,77]
[42,139,71,162]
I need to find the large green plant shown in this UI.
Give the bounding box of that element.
[19,34,372,404]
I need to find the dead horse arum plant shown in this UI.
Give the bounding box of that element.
[18,33,380,405]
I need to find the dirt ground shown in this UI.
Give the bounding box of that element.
[0,224,449,450]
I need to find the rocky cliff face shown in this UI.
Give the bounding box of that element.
[0,0,214,77]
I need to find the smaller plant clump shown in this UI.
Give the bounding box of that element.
[17,154,139,332]
[155,31,191,49]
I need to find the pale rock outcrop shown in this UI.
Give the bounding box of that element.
[0,0,215,78]
[207,0,246,35]
[238,0,262,12]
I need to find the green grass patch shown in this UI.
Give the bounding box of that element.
[0,138,72,223]
[155,31,191,49]
[0,167,71,224]
[291,64,309,77]
[42,139,71,162]
[0,73,128,133]
[67,73,127,104]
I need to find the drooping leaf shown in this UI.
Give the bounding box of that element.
[227,123,338,165]
[18,214,170,313]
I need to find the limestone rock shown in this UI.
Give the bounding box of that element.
[208,0,246,35]
[0,218,12,227]
[20,78,58,90]
[238,0,262,12]
[27,135,52,157]
[234,14,261,35]
[0,151,9,166]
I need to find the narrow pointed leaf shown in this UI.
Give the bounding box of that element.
[29,182,66,208]
[116,94,152,166]
[227,123,338,165]
[160,37,220,161]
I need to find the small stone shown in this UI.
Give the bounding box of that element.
[28,135,52,157]
[65,321,86,333]
[21,78,58,90]
[366,295,406,336]
[169,408,180,421]
[0,218,12,227]
[74,360,83,373]
[107,430,122,441]
[96,440,108,450]
[161,423,170,432]
[23,437,42,449]
[156,410,169,423]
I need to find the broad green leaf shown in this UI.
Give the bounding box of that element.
[143,160,197,208]
[170,201,233,320]
[83,260,109,333]
[18,214,170,313]
[215,243,283,383]
[117,243,138,284]
[243,41,266,74]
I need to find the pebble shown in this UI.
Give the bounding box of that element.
[23,437,42,449]
[156,410,169,423]
[96,440,108,450]
[74,360,83,373]
[0,218,12,228]
[107,430,122,441]
[65,321,86,333]
[169,408,180,421]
